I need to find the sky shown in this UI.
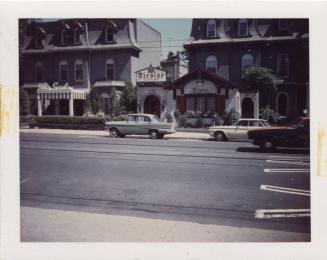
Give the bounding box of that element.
[141,19,192,59]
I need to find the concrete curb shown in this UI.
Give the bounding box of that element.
[20,128,210,140]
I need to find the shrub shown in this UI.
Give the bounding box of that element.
[179,115,188,127]
[35,116,105,125]
[166,113,173,123]
[120,81,137,112]
[223,108,240,125]
[20,115,35,123]
[259,105,280,124]
[19,89,31,116]
[195,118,203,128]
[111,115,128,121]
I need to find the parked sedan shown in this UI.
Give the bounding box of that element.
[105,114,176,139]
[209,118,271,141]
[248,117,310,150]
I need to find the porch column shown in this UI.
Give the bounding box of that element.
[235,91,241,115]
[37,94,42,116]
[69,94,74,116]
[254,92,260,118]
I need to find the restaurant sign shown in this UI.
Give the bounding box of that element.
[136,66,166,82]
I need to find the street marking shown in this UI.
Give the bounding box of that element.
[264,168,310,173]
[266,159,310,166]
[268,155,309,160]
[255,209,310,218]
[260,185,310,196]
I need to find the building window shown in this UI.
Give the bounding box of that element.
[105,27,115,42]
[74,29,81,44]
[59,60,68,81]
[35,62,44,81]
[61,30,70,45]
[278,19,288,30]
[242,53,254,76]
[34,34,44,49]
[277,92,288,116]
[277,53,289,78]
[207,19,216,38]
[238,19,248,36]
[186,96,216,113]
[106,59,115,80]
[206,55,217,73]
[75,60,83,81]
[167,72,173,82]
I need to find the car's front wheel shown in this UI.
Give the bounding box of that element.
[149,130,160,139]
[260,138,276,151]
[109,128,120,138]
[214,131,226,141]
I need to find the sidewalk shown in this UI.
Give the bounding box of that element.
[21,206,310,242]
[20,128,210,140]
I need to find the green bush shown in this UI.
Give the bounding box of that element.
[223,108,240,125]
[259,105,280,124]
[111,115,128,121]
[35,116,106,125]
[19,89,31,116]
[20,115,36,123]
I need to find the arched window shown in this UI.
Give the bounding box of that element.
[277,92,288,116]
[105,26,115,42]
[238,19,248,36]
[206,55,217,73]
[75,60,83,81]
[106,59,115,80]
[35,62,44,81]
[242,53,254,76]
[207,19,216,38]
[277,53,289,78]
[59,60,68,81]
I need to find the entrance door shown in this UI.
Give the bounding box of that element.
[144,95,160,118]
[241,97,254,118]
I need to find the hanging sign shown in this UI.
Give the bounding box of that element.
[136,66,166,82]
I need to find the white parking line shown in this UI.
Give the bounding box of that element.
[260,185,310,196]
[264,168,310,173]
[255,209,310,218]
[266,159,310,166]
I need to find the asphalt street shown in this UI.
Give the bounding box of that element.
[20,133,310,241]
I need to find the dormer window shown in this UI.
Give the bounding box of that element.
[34,34,44,49]
[278,19,288,30]
[74,28,81,44]
[238,19,248,36]
[105,27,115,42]
[207,19,216,38]
[61,30,70,45]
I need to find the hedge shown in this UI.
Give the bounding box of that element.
[35,116,107,125]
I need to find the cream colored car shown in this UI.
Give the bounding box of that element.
[209,118,271,141]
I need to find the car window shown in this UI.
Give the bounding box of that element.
[238,120,248,126]
[128,115,138,123]
[249,121,259,127]
[140,116,151,123]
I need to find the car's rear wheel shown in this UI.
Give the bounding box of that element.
[149,130,159,139]
[260,138,276,151]
[214,131,226,141]
[109,128,120,138]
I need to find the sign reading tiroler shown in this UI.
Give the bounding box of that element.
[136,66,166,82]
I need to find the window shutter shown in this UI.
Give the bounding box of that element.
[177,96,185,113]
[216,95,225,115]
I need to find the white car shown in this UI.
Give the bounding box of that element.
[209,118,271,141]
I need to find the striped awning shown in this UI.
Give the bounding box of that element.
[37,86,88,100]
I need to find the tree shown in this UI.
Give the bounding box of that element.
[110,87,125,117]
[222,108,240,125]
[241,66,278,107]
[259,105,280,124]
[120,81,136,113]
[179,49,189,67]
[19,88,31,116]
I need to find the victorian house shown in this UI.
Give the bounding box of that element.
[170,18,309,120]
[19,19,161,116]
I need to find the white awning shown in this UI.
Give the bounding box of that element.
[92,80,126,88]
[22,82,50,89]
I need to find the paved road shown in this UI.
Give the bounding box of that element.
[20,133,310,240]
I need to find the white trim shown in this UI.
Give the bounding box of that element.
[277,53,290,77]
[105,58,115,80]
[207,19,216,38]
[238,19,248,36]
[205,55,217,73]
[59,60,68,81]
[276,91,289,116]
[74,59,83,82]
